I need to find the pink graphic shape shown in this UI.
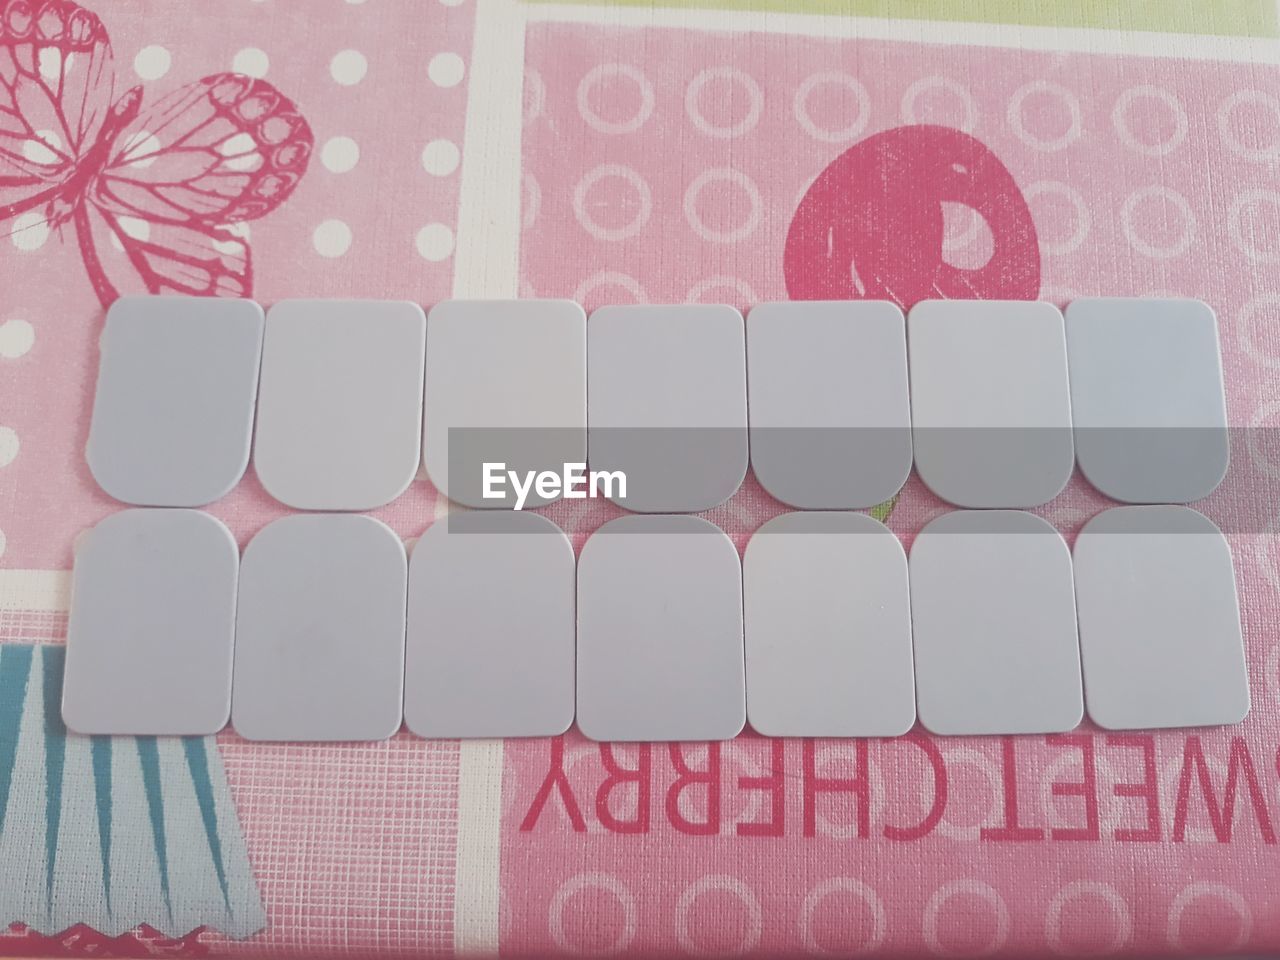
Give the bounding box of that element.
[0,0,312,305]
[785,125,1040,307]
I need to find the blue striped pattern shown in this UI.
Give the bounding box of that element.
[0,644,259,936]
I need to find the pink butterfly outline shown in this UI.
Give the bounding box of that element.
[1,0,314,306]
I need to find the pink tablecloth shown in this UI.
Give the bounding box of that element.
[2,0,1280,955]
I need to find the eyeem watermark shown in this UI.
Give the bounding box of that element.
[483,462,626,509]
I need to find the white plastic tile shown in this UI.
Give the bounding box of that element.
[587,304,748,512]
[253,300,426,511]
[404,511,575,738]
[87,296,263,507]
[1065,298,1229,503]
[909,509,1083,735]
[1074,506,1248,729]
[743,511,915,737]
[577,515,745,741]
[747,301,911,509]
[232,514,406,741]
[423,299,586,509]
[908,300,1074,508]
[63,509,237,735]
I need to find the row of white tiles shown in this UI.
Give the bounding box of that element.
[61,503,1249,741]
[87,296,1230,513]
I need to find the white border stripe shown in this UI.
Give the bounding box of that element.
[0,569,70,612]
[453,740,505,955]
[524,3,1280,64]
[450,0,527,952]
[453,0,527,301]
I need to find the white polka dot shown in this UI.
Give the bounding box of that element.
[0,427,17,468]
[233,47,269,77]
[133,45,171,80]
[428,52,465,88]
[0,528,6,559]
[313,219,352,258]
[321,136,360,173]
[11,212,49,251]
[330,49,367,86]
[421,138,460,176]
[0,319,34,359]
[415,222,454,261]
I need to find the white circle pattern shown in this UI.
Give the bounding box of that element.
[577,63,654,135]
[574,270,647,306]
[312,219,352,258]
[936,747,1003,841]
[0,426,18,468]
[794,72,871,143]
[674,875,762,955]
[1167,883,1251,952]
[133,45,171,80]
[923,880,1010,957]
[1007,80,1082,152]
[1229,190,1280,263]
[1045,882,1132,955]
[429,51,465,88]
[1120,185,1196,259]
[800,878,887,955]
[1024,180,1091,255]
[321,136,360,173]
[901,76,977,133]
[422,138,460,176]
[683,168,761,243]
[1112,86,1188,157]
[415,222,455,261]
[10,212,49,251]
[1237,295,1280,369]
[331,49,368,86]
[1217,89,1280,161]
[685,67,762,139]
[572,164,652,241]
[548,873,636,955]
[0,319,34,359]
[687,275,759,306]
[232,47,268,78]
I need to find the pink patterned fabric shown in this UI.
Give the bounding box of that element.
[2,0,1280,956]
[507,18,1280,959]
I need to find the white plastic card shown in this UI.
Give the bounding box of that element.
[909,510,1083,735]
[404,511,576,738]
[1073,506,1248,729]
[576,515,745,741]
[908,300,1074,508]
[587,305,748,513]
[232,514,407,741]
[423,300,586,509]
[254,300,426,511]
[63,509,238,735]
[1065,298,1229,504]
[747,301,911,509]
[87,295,263,507]
[743,511,915,737]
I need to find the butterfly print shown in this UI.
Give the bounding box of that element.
[0,0,313,306]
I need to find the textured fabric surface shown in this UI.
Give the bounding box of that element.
[3,0,1280,956]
